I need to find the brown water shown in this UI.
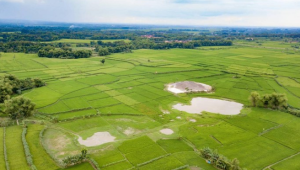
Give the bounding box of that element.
[173,97,243,115]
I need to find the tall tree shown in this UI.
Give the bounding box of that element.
[4,97,35,125]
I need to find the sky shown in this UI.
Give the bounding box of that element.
[0,0,300,27]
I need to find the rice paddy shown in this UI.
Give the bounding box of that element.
[1,43,300,169]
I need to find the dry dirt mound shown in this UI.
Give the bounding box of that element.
[167,81,212,94]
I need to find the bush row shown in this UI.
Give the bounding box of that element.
[3,127,10,170]
[22,128,37,170]
[88,158,101,170]
[200,147,244,170]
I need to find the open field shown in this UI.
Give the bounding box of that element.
[1,44,300,169]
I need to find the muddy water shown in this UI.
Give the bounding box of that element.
[173,97,243,115]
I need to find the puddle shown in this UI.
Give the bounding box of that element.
[160,128,174,135]
[173,97,243,115]
[167,81,212,94]
[78,132,115,147]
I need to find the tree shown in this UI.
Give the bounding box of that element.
[231,158,241,170]
[81,148,87,158]
[260,94,271,108]
[249,91,260,107]
[4,97,35,125]
[33,78,45,87]
[269,93,287,109]
[101,59,105,64]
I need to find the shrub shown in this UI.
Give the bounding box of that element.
[200,147,243,170]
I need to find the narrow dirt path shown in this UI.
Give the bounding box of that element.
[262,152,300,170]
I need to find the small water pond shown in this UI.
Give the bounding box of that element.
[173,97,243,115]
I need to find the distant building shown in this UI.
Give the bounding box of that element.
[141,35,154,38]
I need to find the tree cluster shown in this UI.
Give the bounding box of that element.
[200,147,244,170]
[62,149,88,167]
[249,91,288,109]
[96,39,232,56]
[0,41,51,53]
[4,97,35,123]
[0,74,45,103]
[38,48,92,59]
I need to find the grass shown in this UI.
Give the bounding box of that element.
[101,160,133,170]
[173,151,216,170]
[0,128,6,170]
[125,144,167,165]
[271,153,300,170]
[138,155,184,170]
[63,162,94,170]
[91,150,125,167]
[5,126,30,170]
[157,139,193,153]
[118,136,155,154]
[26,125,59,170]
[58,117,109,132]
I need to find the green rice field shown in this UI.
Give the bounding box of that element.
[1,43,300,169]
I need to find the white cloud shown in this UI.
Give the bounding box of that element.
[0,0,300,27]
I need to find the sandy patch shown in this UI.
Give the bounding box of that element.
[190,119,197,122]
[160,128,174,135]
[167,81,212,94]
[161,110,170,114]
[176,116,182,119]
[78,132,116,147]
[123,127,140,136]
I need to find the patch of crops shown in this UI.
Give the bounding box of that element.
[125,144,167,165]
[118,136,155,154]
[26,125,59,170]
[5,126,30,170]
[139,155,184,170]
[157,139,193,153]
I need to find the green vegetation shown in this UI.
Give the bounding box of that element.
[0,128,6,170]
[4,97,35,124]
[5,126,30,170]
[2,36,300,169]
[26,125,59,170]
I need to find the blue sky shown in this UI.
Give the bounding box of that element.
[0,0,299,27]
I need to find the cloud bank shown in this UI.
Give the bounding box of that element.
[0,0,299,27]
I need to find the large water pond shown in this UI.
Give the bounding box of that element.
[173,97,243,115]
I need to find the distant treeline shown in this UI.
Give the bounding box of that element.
[38,47,92,59]
[0,41,51,53]
[96,39,233,56]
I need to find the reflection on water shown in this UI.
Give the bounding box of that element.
[173,97,243,115]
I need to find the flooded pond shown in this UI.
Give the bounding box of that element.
[173,97,243,115]
[167,81,212,94]
[78,132,116,147]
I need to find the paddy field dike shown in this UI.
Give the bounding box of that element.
[1,44,300,170]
